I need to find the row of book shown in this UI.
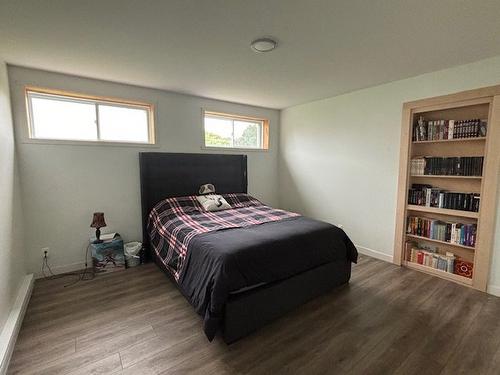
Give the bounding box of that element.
[407,216,477,247]
[408,248,474,279]
[409,248,455,273]
[408,184,480,212]
[405,241,474,278]
[412,117,487,142]
[410,156,484,176]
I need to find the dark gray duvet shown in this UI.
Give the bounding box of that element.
[166,216,358,340]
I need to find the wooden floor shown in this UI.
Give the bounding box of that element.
[8,255,500,374]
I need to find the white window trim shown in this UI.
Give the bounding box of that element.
[201,109,269,152]
[24,86,158,147]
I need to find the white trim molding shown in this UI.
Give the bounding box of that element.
[487,284,500,297]
[356,244,500,298]
[356,245,394,263]
[0,274,34,374]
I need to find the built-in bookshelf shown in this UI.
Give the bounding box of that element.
[407,205,479,219]
[405,234,475,250]
[412,137,487,144]
[394,86,500,291]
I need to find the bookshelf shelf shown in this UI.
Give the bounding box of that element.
[403,261,473,286]
[411,175,482,180]
[406,205,479,219]
[412,137,486,144]
[405,234,475,251]
[394,86,500,292]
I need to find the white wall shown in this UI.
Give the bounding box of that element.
[8,66,280,275]
[0,61,26,333]
[279,55,500,293]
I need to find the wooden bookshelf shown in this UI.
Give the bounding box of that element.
[412,137,486,144]
[403,261,473,286]
[411,175,482,180]
[394,86,500,292]
[406,204,479,219]
[405,234,475,251]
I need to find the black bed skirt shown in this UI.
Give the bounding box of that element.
[222,259,351,343]
[152,255,351,344]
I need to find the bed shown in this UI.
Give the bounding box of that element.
[139,152,357,343]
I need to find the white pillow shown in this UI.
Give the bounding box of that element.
[196,194,231,211]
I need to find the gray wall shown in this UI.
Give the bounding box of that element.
[0,61,26,331]
[279,55,500,295]
[8,66,280,275]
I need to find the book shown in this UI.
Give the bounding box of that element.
[407,216,477,247]
[412,117,487,142]
[407,184,480,212]
[410,156,483,177]
[90,232,119,243]
[405,241,416,261]
[409,247,456,275]
[448,120,454,139]
[410,157,426,175]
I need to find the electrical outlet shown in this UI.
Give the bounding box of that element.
[42,247,49,258]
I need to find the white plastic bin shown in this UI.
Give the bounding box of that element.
[124,242,142,268]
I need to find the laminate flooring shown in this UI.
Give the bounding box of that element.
[8,255,500,374]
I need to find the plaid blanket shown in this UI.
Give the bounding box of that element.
[148,193,300,280]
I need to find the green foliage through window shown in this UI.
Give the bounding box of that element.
[205,131,232,147]
[234,123,258,147]
[204,113,264,149]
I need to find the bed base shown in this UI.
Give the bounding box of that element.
[153,256,351,344]
[222,259,351,343]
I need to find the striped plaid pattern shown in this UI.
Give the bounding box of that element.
[148,193,300,280]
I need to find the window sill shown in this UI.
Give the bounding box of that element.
[21,138,160,148]
[201,146,269,153]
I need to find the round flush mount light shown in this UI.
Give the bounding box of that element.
[250,37,277,53]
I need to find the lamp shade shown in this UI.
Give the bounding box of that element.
[90,212,106,228]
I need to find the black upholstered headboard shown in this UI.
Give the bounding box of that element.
[139,152,247,256]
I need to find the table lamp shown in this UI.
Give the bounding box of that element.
[90,212,106,244]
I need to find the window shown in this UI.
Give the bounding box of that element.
[26,88,155,144]
[203,111,269,150]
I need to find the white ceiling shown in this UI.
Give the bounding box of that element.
[1,0,500,109]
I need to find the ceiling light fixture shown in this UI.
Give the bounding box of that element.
[250,37,277,53]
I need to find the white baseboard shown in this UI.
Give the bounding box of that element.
[355,245,500,298]
[487,285,500,297]
[0,274,34,375]
[356,244,394,263]
[34,261,86,279]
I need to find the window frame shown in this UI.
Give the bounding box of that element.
[202,110,269,151]
[24,86,156,146]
